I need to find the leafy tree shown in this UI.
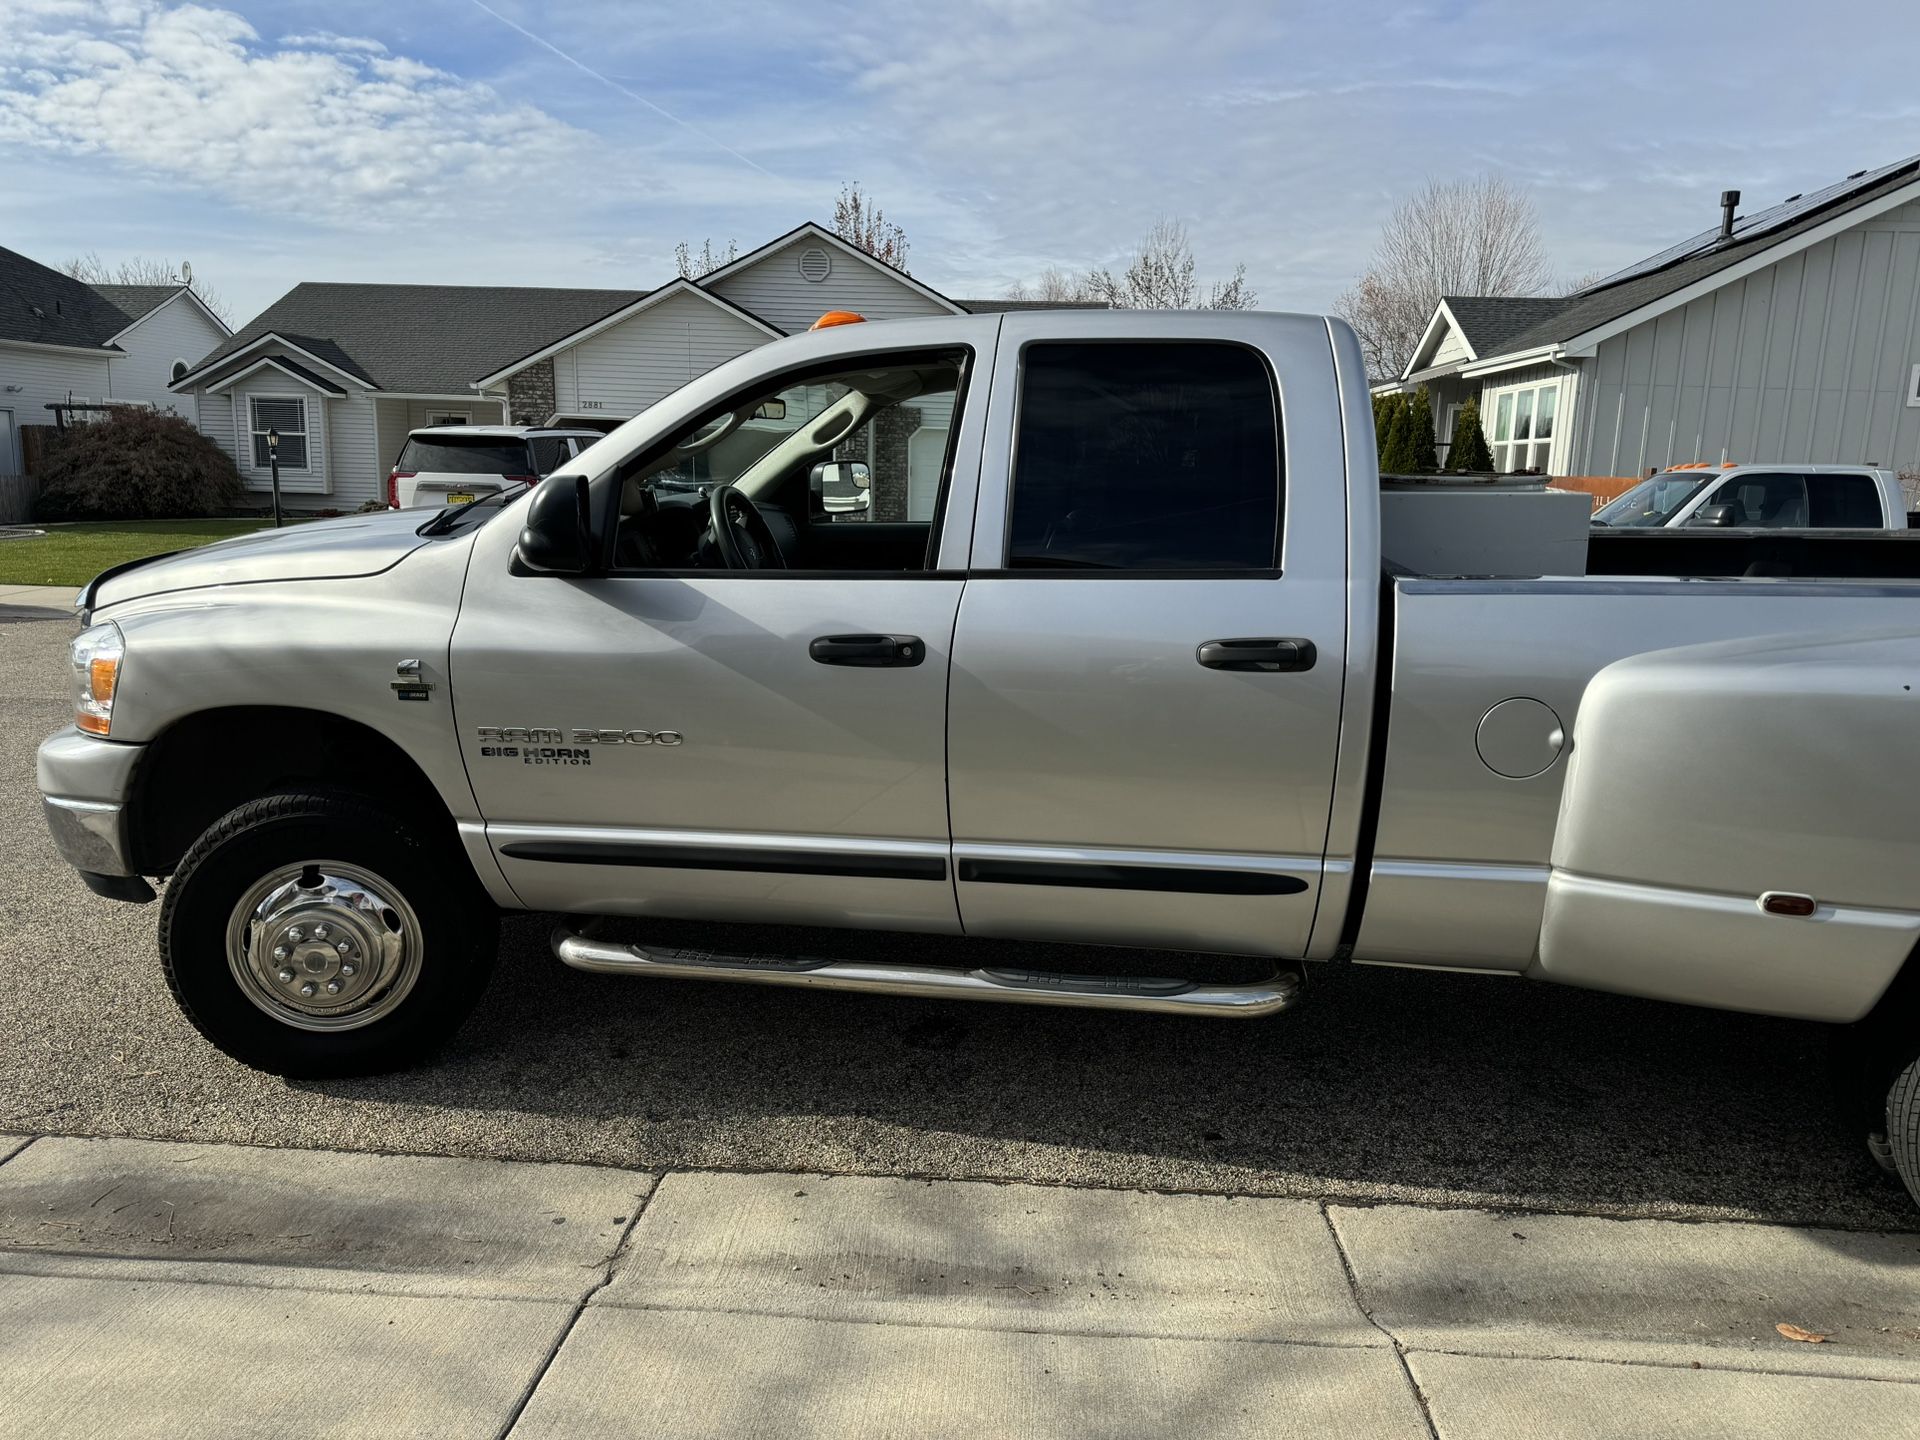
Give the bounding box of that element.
[36,409,242,521]
[1406,387,1439,472]
[834,182,909,272]
[1379,396,1417,473]
[674,238,739,278]
[1450,395,1494,471]
[62,251,232,325]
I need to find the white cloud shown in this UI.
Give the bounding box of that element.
[0,0,590,228]
[280,31,387,55]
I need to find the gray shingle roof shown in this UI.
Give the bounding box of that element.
[0,245,132,350]
[958,298,1110,313]
[88,283,184,327]
[1495,158,1920,355]
[182,282,647,394]
[1441,296,1573,357]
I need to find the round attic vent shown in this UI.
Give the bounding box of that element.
[798,247,833,283]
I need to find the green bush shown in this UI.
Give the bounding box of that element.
[1450,396,1494,472]
[1406,388,1438,473]
[1373,391,1410,464]
[35,409,243,522]
[1379,394,1416,473]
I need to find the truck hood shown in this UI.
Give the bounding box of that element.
[87,509,434,611]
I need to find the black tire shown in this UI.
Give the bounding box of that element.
[159,791,498,1078]
[1888,1055,1920,1208]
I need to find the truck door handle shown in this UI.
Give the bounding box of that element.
[810,634,926,668]
[1196,638,1317,673]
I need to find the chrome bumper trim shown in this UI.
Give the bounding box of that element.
[552,925,1305,1018]
[43,795,136,876]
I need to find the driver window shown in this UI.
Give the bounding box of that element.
[613,351,965,574]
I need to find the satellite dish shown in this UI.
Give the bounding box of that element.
[180,260,193,286]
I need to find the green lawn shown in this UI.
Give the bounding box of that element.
[0,518,282,587]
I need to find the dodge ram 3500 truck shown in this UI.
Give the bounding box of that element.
[35,311,1920,1205]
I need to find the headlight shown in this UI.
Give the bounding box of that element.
[72,622,124,735]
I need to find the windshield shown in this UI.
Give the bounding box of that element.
[398,436,532,475]
[1592,473,1715,527]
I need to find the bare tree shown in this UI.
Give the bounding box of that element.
[1007,219,1256,310]
[1005,266,1094,304]
[674,238,739,279]
[1333,175,1552,380]
[833,182,909,272]
[63,251,233,325]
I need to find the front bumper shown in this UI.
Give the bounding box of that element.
[37,726,145,879]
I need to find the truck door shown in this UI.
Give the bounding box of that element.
[450,331,996,935]
[947,315,1349,956]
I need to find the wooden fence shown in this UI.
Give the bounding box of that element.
[0,475,37,525]
[0,425,58,524]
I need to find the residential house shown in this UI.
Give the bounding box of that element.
[0,245,229,479]
[1384,153,1920,497]
[170,223,1052,512]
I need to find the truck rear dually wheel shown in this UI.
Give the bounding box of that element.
[159,791,498,1078]
[1888,1055,1920,1209]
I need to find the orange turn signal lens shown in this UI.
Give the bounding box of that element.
[810,310,867,330]
[72,621,124,737]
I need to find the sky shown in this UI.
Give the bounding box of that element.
[3,0,1918,326]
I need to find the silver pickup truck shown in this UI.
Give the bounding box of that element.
[35,310,1920,1206]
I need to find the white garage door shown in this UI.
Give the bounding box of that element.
[906,425,948,523]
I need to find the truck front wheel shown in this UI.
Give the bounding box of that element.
[158,791,498,1078]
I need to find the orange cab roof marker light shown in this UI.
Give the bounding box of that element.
[811,311,866,330]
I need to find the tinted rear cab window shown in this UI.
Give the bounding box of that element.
[1808,473,1884,527]
[398,437,533,474]
[1008,341,1281,570]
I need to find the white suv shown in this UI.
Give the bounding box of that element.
[387,426,604,510]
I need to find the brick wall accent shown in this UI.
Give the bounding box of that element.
[868,404,919,522]
[506,359,556,425]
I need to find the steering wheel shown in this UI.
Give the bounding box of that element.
[707,483,786,570]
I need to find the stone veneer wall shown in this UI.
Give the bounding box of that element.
[506,359,556,425]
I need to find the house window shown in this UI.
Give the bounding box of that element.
[427,410,469,426]
[170,359,190,384]
[1906,363,1920,408]
[1487,381,1558,473]
[1439,402,1463,465]
[249,396,308,468]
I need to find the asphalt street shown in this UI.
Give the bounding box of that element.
[2,605,1913,1229]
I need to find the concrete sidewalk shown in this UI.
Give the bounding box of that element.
[0,584,77,614]
[0,1134,1915,1438]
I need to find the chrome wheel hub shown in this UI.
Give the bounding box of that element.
[226,862,423,1031]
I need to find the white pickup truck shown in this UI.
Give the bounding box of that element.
[35,309,1920,1208]
[1593,463,1909,530]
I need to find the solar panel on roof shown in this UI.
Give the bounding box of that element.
[1584,153,1920,293]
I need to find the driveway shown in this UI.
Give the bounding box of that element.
[1,609,1912,1228]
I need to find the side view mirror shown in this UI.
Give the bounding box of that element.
[811,460,872,516]
[515,474,593,573]
[1690,503,1737,528]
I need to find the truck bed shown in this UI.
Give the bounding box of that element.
[1352,568,1920,1020]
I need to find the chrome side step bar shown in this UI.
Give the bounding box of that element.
[551,925,1304,1019]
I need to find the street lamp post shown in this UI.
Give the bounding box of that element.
[266,427,283,528]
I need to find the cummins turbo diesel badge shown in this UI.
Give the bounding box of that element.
[476,726,683,748]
